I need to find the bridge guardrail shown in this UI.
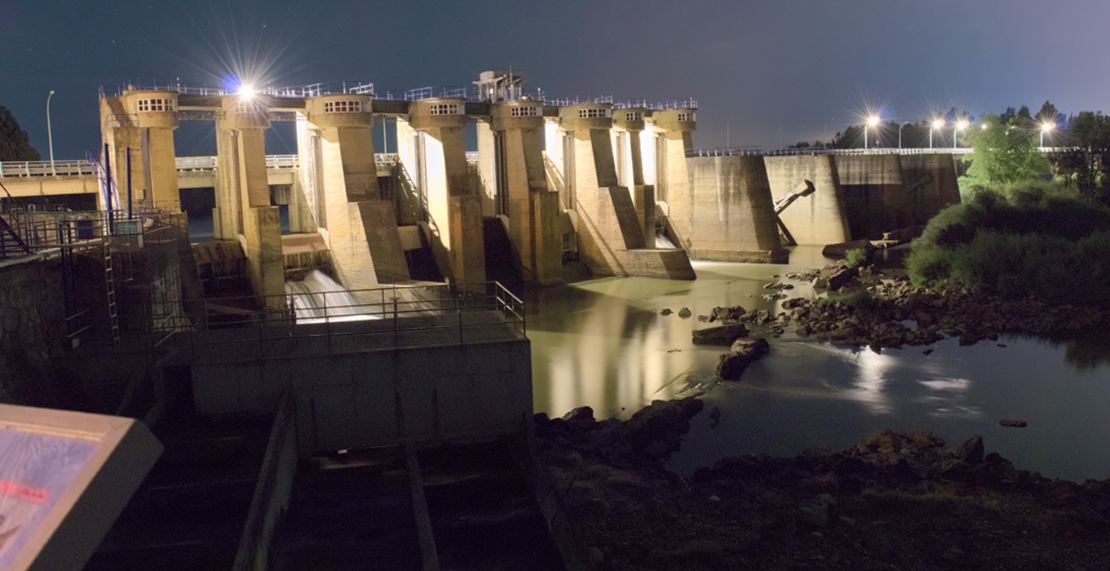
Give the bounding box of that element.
[0,160,95,178]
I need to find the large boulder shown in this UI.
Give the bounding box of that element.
[692,324,749,345]
[822,239,877,260]
[715,337,770,380]
[883,225,926,243]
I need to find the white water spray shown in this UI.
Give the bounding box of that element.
[285,270,379,323]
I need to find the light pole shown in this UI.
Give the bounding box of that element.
[898,122,911,149]
[865,116,880,149]
[954,120,969,150]
[46,90,56,175]
[930,119,944,149]
[1040,122,1054,148]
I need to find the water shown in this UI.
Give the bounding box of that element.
[527,247,1110,481]
[285,270,380,324]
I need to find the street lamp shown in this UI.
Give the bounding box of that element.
[898,122,911,149]
[46,90,56,175]
[1040,122,1054,148]
[930,119,944,149]
[865,116,880,149]
[954,119,969,149]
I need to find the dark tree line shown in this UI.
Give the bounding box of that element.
[0,105,41,161]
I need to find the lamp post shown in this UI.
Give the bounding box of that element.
[954,119,969,150]
[1040,122,1054,148]
[46,90,55,175]
[930,119,944,149]
[865,116,880,149]
[898,122,911,149]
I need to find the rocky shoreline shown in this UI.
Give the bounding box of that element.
[535,399,1110,570]
[699,260,1107,358]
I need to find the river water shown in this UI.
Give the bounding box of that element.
[526,247,1110,482]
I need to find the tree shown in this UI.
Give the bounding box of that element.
[829,125,863,149]
[960,113,1050,190]
[0,106,40,161]
[1055,111,1110,205]
[1036,101,1060,125]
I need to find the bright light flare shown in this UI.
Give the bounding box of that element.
[238,84,256,99]
[867,116,881,127]
[956,120,970,131]
[1041,122,1055,132]
[932,119,945,129]
[981,123,989,130]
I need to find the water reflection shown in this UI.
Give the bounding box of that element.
[525,246,1110,481]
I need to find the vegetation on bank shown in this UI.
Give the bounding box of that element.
[905,183,1110,302]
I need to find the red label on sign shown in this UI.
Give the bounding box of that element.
[0,480,49,504]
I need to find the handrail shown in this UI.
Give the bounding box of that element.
[150,281,526,359]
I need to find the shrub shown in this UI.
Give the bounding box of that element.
[845,248,870,268]
[907,184,1110,301]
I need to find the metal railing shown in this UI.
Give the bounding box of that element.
[0,160,95,178]
[687,146,979,158]
[647,99,698,110]
[150,281,526,360]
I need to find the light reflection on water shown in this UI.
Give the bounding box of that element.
[527,248,1110,481]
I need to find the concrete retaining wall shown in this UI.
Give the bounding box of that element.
[764,155,851,245]
[190,339,533,454]
[684,156,786,262]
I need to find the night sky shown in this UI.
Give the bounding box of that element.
[2,0,1108,159]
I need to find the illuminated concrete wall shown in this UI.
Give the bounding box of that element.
[302,94,410,290]
[99,90,180,211]
[404,99,486,287]
[653,109,696,247]
[764,154,851,245]
[559,105,694,279]
[490,102,563,285]
[686,155,787,262]
[219,96,284,306]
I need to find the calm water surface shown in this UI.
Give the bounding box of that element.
[526,248,1110,482]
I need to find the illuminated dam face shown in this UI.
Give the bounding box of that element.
[3,75,963,295]
[88,81,703,300]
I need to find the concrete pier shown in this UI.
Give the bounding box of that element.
[764,154,851,246]
[490,101,562,285]
[686,155,787,262]
[399,99,486,288]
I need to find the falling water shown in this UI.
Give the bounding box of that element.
[285,270,379,323]
[655,232,679,249]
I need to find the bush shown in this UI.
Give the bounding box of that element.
[907,183,1110,301]
[845,248,870,268]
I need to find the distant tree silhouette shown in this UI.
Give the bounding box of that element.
[0,106,40,161]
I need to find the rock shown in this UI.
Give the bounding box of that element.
[692,324,749,346]
[795,325,811,337]
[798,494,836,528]
[822,239,877,260]
[882,225,926,242]
[959,332,981,346]
[826,267,860,290]
[708,406,721,428]
[716,337,770,380]
[660,308,673,316]
[678,307,692,318]
[999,419,1028,428]
[562,406,595,422]
[953,435,985,464]
[709,305,746,323]
[923,348,934,355]
[865,430,903,454]
[588,547,605,563]
[707,495,721,502]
